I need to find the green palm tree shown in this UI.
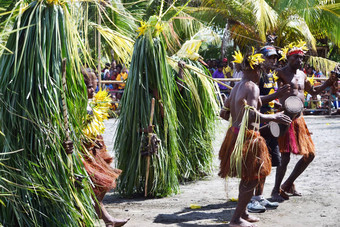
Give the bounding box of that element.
[183,0,340,54]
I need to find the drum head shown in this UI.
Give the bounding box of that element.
[285,96,303,114]
[269,121,280,138]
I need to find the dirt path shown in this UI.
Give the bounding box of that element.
[100,116,340,227]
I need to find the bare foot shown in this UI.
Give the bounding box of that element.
[271,191,287,202]
[105,218,130,227]
[241,213,260,222]
[230,217,257,227]
[282,183,302,196]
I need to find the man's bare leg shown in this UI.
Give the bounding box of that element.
[254,178,265,196]
[281,153,315,196]
[271,152,290,202]
[230,179,258,227]
[94,192,129,227]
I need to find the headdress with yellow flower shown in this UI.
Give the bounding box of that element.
[279,40,308,61]
[232,50,244,64]
[247,47,265,69]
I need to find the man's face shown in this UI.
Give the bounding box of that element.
[87,82,94,99]
[235,63,242,71]
[288,54,304,70]
[306,67,313,75]
[264,55,277,70]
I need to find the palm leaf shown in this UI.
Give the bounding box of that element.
[0,1,96,225]
[307,56,339,76]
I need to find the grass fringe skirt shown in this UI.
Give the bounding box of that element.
[218,127,272,181]
[278,116,315,157]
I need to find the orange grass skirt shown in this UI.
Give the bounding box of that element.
[218,127,271,181]
[83,135,121,196]
[278,116,315,157]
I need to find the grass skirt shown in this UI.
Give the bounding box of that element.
[278,116,315,157]
[83,135,122,196]
[218,127,271,181]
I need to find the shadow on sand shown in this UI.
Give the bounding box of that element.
[153,202,237,226]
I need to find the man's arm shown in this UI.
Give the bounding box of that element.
[247,84,290,124]
[305,74,337,96]
[260,84,290,104]
[220,97,231,120]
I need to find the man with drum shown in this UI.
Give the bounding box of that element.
[271,42,338,202]
[247,45,290,212]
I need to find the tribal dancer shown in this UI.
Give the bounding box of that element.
[271,42,338,202]
[82,74,129,227]
[247,46,291,213]
[219,49,291,227]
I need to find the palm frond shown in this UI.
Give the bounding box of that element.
[245,0,278,41]
[307,56,339,76]
[0,1,97,225]
[90,22,134,65]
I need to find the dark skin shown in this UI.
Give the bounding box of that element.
[271,53,338,202]
[254,54,291,199]
[220,65,291,227]
[81,66,98,92]
[260,55,291,106]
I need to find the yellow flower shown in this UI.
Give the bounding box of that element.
[155,23,163,34]
[137,21,148,37]
[248,47,265,69]
[232,50,244,64]
[278,47,288,61]
[296,40,308,51]
[307,75,315,86]
[83,89,111,138]
[272,71,279,82]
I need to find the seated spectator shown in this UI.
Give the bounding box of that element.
[116,64,122,74]
[207,60,215,75]
[212,63,229,94]
[232,62,243,79]
[102,63,111,80]
[110,69,118,81]
[305,65,315,78]
[116,67,128,90]
[222,58,232,78]
[314,68,324,78]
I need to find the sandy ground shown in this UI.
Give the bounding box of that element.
[99,116,340,227]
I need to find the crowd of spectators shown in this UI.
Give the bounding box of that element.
[101,60,128,102]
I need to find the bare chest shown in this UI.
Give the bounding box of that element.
[284,73,305,91]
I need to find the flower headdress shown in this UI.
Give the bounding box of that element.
[247,47,265,69]
[279,40,308,61]
[232,50,244,64]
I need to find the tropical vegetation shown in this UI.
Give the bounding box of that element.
[0,0,339,225]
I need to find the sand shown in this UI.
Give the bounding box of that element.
[100,116,340,227]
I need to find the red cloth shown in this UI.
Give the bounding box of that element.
[278,116,315,157]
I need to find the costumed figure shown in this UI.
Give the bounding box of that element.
[169,39,219,182]
[271,41,338,202]
[82,74,128,227]
[114,16,179,197]
[219,48,291,227]
[0,1,99,225]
